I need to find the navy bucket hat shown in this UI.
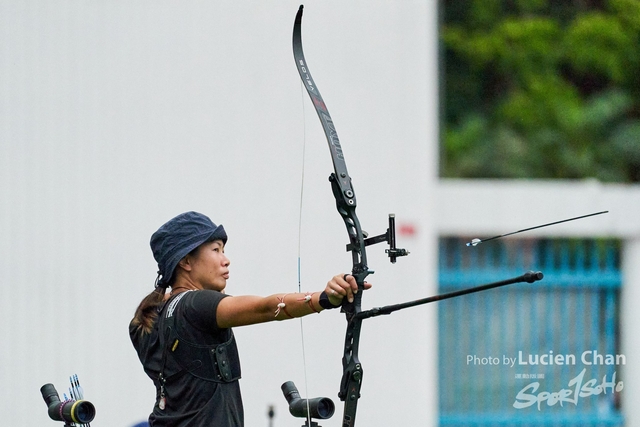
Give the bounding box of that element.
[150,211,227,288]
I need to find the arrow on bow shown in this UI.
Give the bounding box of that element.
[285,5,544,427]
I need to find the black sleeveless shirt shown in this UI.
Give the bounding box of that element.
[130,290,243,426]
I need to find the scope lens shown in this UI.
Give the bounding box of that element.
[74,401,96,423]
[316,398,335,419]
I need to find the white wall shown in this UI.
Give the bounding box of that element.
[436,179,640,238]
[0,1,438,426]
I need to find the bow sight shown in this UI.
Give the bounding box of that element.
[345,213,409,264]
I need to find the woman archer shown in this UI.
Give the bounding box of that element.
[130,211,369,426]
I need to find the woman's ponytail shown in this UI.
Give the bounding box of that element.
[131,287,166,335]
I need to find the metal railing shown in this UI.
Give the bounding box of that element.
[438,238,623,427]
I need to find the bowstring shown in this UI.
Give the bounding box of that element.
[297,80,313,426]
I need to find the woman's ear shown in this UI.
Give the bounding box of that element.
[177,255,193,272]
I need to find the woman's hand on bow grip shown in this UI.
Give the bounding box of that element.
[325,274,372,306]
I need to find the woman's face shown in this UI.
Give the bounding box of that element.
[188,240,230,292]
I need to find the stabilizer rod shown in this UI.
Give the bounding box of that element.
[356,271,543,320]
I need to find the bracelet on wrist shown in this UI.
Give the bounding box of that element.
[297,292,321,313]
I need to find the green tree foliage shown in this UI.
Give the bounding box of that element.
[441,0,640,182]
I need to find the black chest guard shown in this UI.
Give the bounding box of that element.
[158,292,242,384]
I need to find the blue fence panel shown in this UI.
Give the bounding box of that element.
[438,238,623,427]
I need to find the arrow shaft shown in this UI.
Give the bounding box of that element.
[469,211,609,246]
